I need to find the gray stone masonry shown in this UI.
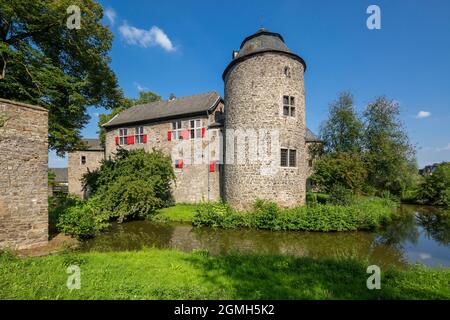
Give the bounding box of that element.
[0,98,48,249]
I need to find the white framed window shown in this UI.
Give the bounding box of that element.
[119,128,128,145]
[172,121,182,140]
[283,96,295,117]
[190,119,202,139]
[281,148,297,167]
[135,126,144,144]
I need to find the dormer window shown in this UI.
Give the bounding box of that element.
[283,96,295,117]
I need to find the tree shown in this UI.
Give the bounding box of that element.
[417,162,450,207]
[97,90,161,144]
[311,152,368,193]
[363,97,417,195]
[320,92,363,154]
[0,0,122,154]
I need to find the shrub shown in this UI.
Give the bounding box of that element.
[328,185,354,206]
[98,176,163,222]
[57,199,109,239]
[306,192,330,205]
[193,197,396,232]
[56,150,175,239]
[251,199,279,229]
[83,149,175,206]
[193,202,242,228]
[310,152,367,193]
[48,194,83,235]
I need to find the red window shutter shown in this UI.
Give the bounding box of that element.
[209,161,216,172]
[143,134,148,143]
[175,160,184,169]
[201,127,206,138]
[168,131,172,141]
[126,136,135,145]
[115,136,119,145]
[181,130,189,140]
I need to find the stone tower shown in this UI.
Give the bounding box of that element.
[222,28,307,210]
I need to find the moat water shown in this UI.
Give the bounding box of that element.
[81,204,450,268]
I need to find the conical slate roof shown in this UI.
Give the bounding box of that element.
[223,28,306,80]
[236,28,291,59]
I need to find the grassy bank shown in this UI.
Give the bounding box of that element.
[152,203,198,222]
[151,197,397,232]
[191,197,397,232]
[0,249,448,300]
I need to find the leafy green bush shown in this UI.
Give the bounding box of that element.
[57,149,175,239]
[57,199,109,239]
[98,176,163,222]
[252,199,279,229]
[193,197,396,232]
[306,192,329,205]
[328,185,354,206]
[310,152,367,193]
[84,149,175,206]
[48,194,83,235]
[192,202,244,228]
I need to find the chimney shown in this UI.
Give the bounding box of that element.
[169,93,176,101]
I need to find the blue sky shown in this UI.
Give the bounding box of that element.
[49,0,450,168]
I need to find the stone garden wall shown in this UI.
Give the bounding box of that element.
[0,98,48,249]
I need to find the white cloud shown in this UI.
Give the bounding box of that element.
[119,22,175,52]
[416,111,431,119]
[436,143,450,152]
[104,7,116,25]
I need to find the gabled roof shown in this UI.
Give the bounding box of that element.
[49,168,68,183]
[305,128,321,142]
[103,92,222,128]
[81,139,104,151]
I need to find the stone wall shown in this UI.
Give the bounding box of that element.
[0,99,48,249]
[104,107,223,203]
[68,150,104,198]
[223,53,307,210]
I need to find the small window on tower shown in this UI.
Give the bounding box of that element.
[280,148,297,167]
[282,95,296,117]
[280,149,288,167]
[81,155,86,165]
[284,66,291,77]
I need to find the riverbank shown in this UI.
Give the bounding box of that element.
[152,197,398,232]
[1,248,448,300]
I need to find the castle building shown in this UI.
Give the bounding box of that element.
[68,29,321,209]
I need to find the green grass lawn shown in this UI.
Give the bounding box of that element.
[1,249,448,300]
[152,203,198,222]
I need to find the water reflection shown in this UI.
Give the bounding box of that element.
[81,205,450,268]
